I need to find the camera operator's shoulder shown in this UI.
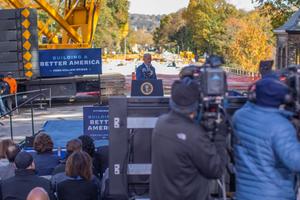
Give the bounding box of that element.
[156,113,169,122]
[234,101,252,114]
[154,113,172,128]
[186,123,207,139]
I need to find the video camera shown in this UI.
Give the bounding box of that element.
[179,55,228,133]
[179,55,241,197]
[279,65,300,114]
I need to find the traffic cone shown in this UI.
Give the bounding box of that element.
[132,72,136,80]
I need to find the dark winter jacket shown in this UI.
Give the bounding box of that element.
[51,171,101,195]
[57,178,98,200]
[233,102,300,200]
[0,169,55,200]
[31,152,60,176]
[52,151,103,178]
[150,111,227,200]
[52,160,66,175]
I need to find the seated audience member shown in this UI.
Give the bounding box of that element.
[0,152,55,200]
[52,139,82,175]
[96,145,108,179]
[78,135,102,177]
[56,151,99,200]
[0,144,20,180]
[26,187,50,200]
[0,139,14,166]
[32,133,60,175]
[51,139,83,187]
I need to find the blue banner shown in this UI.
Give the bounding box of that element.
[83,106,109,140]
[39,48,102,77]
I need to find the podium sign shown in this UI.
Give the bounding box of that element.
[131,80,164,96]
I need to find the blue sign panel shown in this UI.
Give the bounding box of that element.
[83,106,109,140]
[39,48,102,77]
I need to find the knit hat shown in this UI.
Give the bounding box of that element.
[14,151,33,169]
[170,77,200,114]
[255,77,290,108]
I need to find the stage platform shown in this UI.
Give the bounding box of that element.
[43,120,108,148]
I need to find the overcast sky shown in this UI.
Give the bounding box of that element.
[129,0,256,15]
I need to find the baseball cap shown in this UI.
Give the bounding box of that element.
[14,151,33,169]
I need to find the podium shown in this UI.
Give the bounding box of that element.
[131,80,164,96]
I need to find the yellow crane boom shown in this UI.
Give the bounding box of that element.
[0,0,101,49]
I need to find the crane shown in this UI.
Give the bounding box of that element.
[0,0,101,49]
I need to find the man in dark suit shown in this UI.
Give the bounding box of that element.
[136,53,157,80]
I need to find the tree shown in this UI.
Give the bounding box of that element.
[225,12,274,72]
[153,15,172,50]
[93,0,130,52]
[254,0,299,28]
[129,30,153,46]
[169,26,193,52]
[153,9,193,52]
[185,0,238,55]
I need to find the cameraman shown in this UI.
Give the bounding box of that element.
[233,77,300,200]
[150,78,228,200]
[136,53,157,80]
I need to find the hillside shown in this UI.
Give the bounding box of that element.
[130,14,163,32]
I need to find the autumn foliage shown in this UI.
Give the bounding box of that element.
[151,0,279,73]
[224,12,274,72]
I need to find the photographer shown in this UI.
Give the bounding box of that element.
[150,78,228,200]
[233,77,300,200]
[136,53,157,80]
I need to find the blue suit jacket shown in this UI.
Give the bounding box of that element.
[136,63,157,80]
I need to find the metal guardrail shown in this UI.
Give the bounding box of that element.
[1,88,52,114]
[223,66,260,78]
[0,90,50,141]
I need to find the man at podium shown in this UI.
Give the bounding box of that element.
[136,53,157,80]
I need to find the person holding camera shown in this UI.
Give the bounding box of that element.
[233,77,300,200]
[136,53,157,80]
[150,78,228,200]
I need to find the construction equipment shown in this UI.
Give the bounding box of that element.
[0,0,101,49]
[0,0,127,101]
